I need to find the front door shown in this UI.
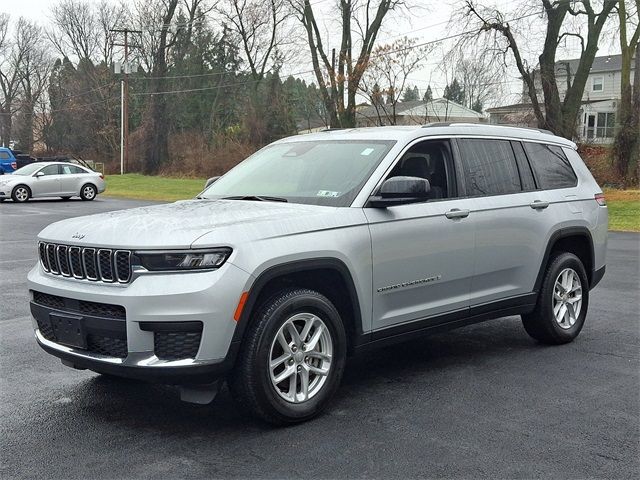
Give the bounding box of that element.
[30,164,61,197]
[364,139,475,332]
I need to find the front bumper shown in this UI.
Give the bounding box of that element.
[27,261,253,383]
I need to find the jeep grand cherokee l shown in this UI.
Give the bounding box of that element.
[28,124,607,424]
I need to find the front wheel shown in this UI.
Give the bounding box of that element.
[229,288,347,425]
[11,185,31,203]
[522,252,589,345]
[80,184,97,201]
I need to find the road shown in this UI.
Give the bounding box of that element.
[1,197,638,479]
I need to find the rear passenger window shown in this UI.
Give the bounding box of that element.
[458,139,521,196]
[523,143,577,189]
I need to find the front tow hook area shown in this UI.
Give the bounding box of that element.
[179,380,222,405]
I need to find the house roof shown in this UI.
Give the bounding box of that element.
[485,103,534,113]
[555,53,632,75]
[357,98,485,121]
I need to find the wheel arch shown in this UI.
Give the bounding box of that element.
[231,258,363,357]
[534,227,595,292]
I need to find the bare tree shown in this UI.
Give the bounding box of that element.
[451,47,505,112]
[218,0,290,83]
[293,0,402,128]
[612,0,640,182]
[463,0,618,139]
[0,14,28,147]
[14,19,52,151]
[138,0,180,173]
[359,37,428,125]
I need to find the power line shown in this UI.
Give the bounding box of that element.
[131,10,542,96]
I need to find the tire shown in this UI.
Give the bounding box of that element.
[60,196,72,200]
[11,185,31,203]
[229,288,347,425]
[80,184,97,201]
[522,252,589,345]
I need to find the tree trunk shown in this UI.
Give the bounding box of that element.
[142,0,178,174]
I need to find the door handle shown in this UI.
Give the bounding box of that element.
[530,200,549,210]
[445,208,470,219]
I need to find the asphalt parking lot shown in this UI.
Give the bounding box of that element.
[1,197,638,479]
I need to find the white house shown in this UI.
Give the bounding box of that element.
[487,54,631,143]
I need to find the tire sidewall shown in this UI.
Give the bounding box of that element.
[540,253,589,341]
[252,291,346,423]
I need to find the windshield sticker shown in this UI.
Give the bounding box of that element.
[317,190,340,197]
[360,148,375,156]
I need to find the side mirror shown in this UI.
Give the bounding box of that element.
[35,171,44,178]
[368,176,431,208]
[204,176,220,189]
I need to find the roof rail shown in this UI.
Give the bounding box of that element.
[421,122,556,136]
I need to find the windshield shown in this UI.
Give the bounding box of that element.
[201,140,395,207]
[12,163,44,176]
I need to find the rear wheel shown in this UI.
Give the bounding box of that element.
[229,288,347,425]
[522,252,589,344]
[11,185,31,203]
[80,184,96,201]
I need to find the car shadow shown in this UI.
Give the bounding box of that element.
[57,316,540,434]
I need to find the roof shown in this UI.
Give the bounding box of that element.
[486,103,534,113]
[555,54,631,75]
[277,123,575,148]
[357,98,485,121]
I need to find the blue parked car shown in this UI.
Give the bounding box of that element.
[0,147,18,175]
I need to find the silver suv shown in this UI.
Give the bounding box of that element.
[28,124,607,424]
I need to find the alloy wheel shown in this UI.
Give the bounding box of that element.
[552,268,583,329]
[268,312,333,403]
[83,186,95,199]
[14,187,29,202]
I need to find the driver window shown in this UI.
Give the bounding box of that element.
[39,165,60,176]
[386,140,454,200]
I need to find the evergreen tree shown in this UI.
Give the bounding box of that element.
[443,79,465,104]
[402,85,419,102]
[423,85,433,102]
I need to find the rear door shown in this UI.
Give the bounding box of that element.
[456,138,552,306]
[365,139,476,332]
[30,165,62,197]
[59,164,85,195]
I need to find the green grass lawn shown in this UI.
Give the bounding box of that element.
[104,174,206,202]
[604,189,640,232]
[104,174,639,232]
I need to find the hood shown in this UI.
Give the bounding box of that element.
[37,199,354,249]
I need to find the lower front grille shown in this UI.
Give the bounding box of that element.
[155,331,202,361]
[87,334,128,358]
[35,316,55,341]
[31,290,128,359]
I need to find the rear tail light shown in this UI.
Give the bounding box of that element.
[594,193,606,206]
[10,162,16,170]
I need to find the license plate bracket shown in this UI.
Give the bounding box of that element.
[50,313,87,349]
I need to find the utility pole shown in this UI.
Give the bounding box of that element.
[110,28,142,175]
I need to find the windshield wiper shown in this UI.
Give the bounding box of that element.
[221,195,288,203]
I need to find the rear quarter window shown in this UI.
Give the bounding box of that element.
[523,142,577,189]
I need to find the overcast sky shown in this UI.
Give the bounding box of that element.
[2,0,622,108]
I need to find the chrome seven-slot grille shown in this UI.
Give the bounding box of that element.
[38,242,131,283]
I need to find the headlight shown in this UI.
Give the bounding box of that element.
[134,248,232,271]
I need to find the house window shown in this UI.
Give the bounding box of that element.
[596,112,615,138]
[592,76,604,92]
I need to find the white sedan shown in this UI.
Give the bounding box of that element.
[0,162,106,203]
